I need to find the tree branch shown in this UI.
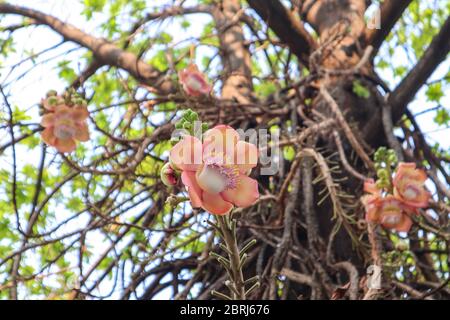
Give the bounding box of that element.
[365,0,413,54]
[247,0,316,66]
[0,2,175,94]
[389,16,450,122]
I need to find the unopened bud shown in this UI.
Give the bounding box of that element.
[160,163,178,187]
[46,90,58,97]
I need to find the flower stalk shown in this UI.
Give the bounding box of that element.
[209,214,259,300]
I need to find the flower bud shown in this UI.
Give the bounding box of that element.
[47,96,59,106]
[160,163,178,186]
[387,154,398,164]
[46,90,58,97]
[377,168,389,179]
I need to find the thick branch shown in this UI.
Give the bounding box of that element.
[365,0,413,54]
[390,16,450,122]
[247,0,316,66]
[213,0,254,104]
[0,3,174,94]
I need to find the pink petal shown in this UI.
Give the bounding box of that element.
[170,135,203,171]
[222,175,259,207]
[363,179,380,196]
[41,127,57,146]
[362,195,381,223]
[55,138,76,153]
[394,162,427,186]
[181,171,203,208]
[72,106,89,122]
[201,192,233,215]
[235,141,258,174]
[392,214,413,233]
[41,114,56,128]
[203,125,239,164]
[74,122,90,142]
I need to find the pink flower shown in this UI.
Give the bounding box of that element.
[362,179,415,232]
[170,125,259,215]
[178,64,211,97]
[41,105,90,153]
[393,162,430,208]
[363,194,413,233]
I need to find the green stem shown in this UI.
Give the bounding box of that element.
[217,215,246,300]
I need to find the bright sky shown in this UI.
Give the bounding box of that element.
[0,0,448,299]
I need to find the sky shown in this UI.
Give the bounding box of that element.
[0,0,448,299]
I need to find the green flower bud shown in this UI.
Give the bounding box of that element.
[47,96,59,106]
[375,179,385,189]
[73,98,84,106]
[189,112,199,121]
[183,122,192,131]
[395,242,408,251]
[183,109,193,119]
[170,137,181,145]
[46,90,57,97]
[387,154,398,164]
[377,168,389,179]
[201,123,209,132]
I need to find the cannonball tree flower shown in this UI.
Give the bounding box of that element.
[178,64,211,97]
[170,125,259,215]
[364,195,413,232]
[393,162,430,208]
[41,105,90,153]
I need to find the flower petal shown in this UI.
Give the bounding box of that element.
[235,141,258,174]
[181,171,203,208]
[74,122,90,142]
[72,106,89,122]
[363,179,380,196]
[221,175,259,207]
[203,125,239,163]
[41,113,56,128]
[201,192,233,215]
[362,195,381,223]
[393,214,413,233]
[170,135,203,171]
[55,138,76,153]
[41,127,57,146]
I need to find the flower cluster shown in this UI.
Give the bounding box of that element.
[40,91,90,153]
[162,123,259,215]
[362,162,430,232]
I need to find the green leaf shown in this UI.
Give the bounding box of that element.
[426,83,444,102]
[352,80,370,99]
[434,108,450,126]
[283,146,296,161]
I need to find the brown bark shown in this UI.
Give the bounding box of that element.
[247,0,316,66]
[213,0,254,104]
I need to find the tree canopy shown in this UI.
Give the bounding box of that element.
[0,0,449,300]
